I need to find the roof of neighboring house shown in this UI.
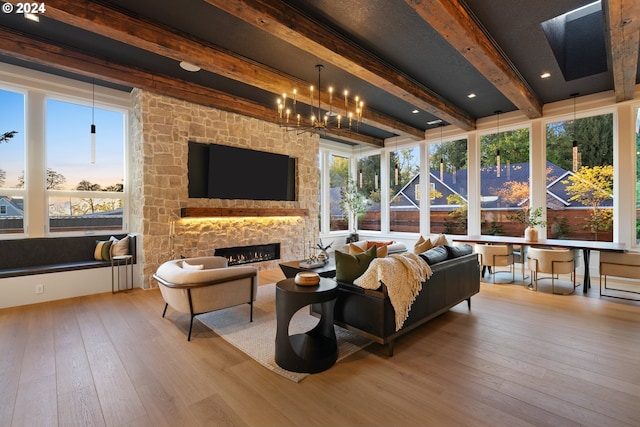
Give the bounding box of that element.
[390,161,613,210]
[0,196,24,216]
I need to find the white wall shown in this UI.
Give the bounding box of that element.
[0,264,142,309]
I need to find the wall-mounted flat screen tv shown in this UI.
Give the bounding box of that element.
[188,142,296,201]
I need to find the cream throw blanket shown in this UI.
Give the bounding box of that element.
[354,252,432,331]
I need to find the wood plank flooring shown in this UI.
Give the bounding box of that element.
[1,268,639,426]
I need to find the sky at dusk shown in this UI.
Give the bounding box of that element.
[1,88,125,189]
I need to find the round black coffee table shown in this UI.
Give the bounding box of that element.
[275,277,338,373]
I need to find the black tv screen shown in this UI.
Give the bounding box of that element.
[204,144,296,201]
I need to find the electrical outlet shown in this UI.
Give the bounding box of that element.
[35,284,44,294]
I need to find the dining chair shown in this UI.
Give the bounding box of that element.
[475,243,515,283]
[527,247,578,294]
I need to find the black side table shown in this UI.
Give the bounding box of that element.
[275,278,338,373]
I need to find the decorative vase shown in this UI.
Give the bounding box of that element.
[524,226,538,242]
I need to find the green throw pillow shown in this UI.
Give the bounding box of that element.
[335,245,377,284]
[94,240,112,261]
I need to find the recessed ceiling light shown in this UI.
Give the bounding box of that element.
[467,93,476,98]
[412,109,419,114]
[179,61,201,72]
[427,119,443,125]
[24,13,40,22]
[540,72,551,79]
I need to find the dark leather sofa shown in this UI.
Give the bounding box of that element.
[312,245,480,356]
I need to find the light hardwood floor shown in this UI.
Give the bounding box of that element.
[1,268,639,427]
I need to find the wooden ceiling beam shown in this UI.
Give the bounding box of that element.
[0,27,385,148]
[40,0,417,142]
[204,0,476,131]
[406,0,543,119]
[603,0,640,102]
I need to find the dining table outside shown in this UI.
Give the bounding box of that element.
[451,235,625,294]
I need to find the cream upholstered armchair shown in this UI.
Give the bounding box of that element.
[527,247,578,294]
[153,256,258,340]
[599,251,640,300]
[475,243,515,283]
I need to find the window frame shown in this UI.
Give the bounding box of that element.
[0,63,130,239]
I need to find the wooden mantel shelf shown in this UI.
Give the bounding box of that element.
[180,207,309,218]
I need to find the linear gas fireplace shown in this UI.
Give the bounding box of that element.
[215,243,281,266]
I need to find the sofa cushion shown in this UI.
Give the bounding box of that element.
[94,240,112,261]
[418,245,448,265]
[335,246,377,284]
[413,235,434,253]
[182,260,204,270]
[350,242,388,258]
[110,235,131,257]
[445,244,473,259]
[366,240,394,250]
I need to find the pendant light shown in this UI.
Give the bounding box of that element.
[358,145,363,188]
[571,93,579,171]
[439,123,444,181]
[394,137,399,186]
[495,111,501,178]
[90,79,96,164]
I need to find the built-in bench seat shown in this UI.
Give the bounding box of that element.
[0,234,136,279]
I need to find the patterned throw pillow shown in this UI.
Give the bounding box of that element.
[94,240,113,261]
[335,246,377,284]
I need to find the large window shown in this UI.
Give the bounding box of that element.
[0,88,25,234]
[357,153,381,231]
[546,113,613,241]
[429,138,468,235]
[0,65,129,238]
[389,145,420,232]
[328,153,349,231]
[480,127,530,237]
[46,99,125,232]
[637,108,640,245]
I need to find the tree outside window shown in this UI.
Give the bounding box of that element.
[429,138,468,235]
[357,153,381,231]
[480,128,530,237]
[389,146,420,232]
[546,113,613,241]
[328,154,349,231]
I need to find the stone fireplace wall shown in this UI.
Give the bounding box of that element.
[130,89,319,288]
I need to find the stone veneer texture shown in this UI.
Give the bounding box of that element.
[130,89,319,288]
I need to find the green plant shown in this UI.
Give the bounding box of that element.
[512,206,547,228]
[551,216,571,239]
[340,178,369,232]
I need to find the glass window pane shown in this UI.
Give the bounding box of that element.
[546,113,613,241]
[329,154,349,232]
[48,195,124,232]
[0,88,25,234]
[480,128,530,237]
[637,108,640,245]
[389,146,420,233]
[357,154,381,231]
[429,138,468,235]
[46,99,124,189]
[46,99,125,232]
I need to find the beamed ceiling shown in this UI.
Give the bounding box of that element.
[0,0,639,147]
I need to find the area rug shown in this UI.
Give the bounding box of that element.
[198,283,371,382]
